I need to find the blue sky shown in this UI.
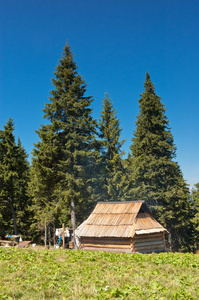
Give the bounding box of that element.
[0,0,199,187]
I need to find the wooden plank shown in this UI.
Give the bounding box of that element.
[134,235,163,242]
[135,248,165,253]
[0,240,13,243]
[16,241,31,248]
[82,237,131,245]
[83,246,132,253]
[134,233,163,240]
[69,242,74,249]
[134,244,165,251]
[134,240,164,247]
[134,238,163,243]
[134,247,165,252]
[82,243,131,249]
[130,237,133,251]
[134,241,164,248]
[0,240,15,246]
[82,237,130,242]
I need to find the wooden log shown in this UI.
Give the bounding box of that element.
[133,236,163,244]
[130,237,133,252]
[134,233,163,240]
[81,237,131,245]
[135,248,165,253]
[135,241,165,247]
[134,240,164,247]
[134,235,163,241]
[83,246,132,253]
[134,247,165,253]
[81,243,131,249]
[0,240,14,246]
[134,244,165,251]
[134,241,164,247]
[69,241,74,249]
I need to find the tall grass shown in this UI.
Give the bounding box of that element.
[0,247,198,299]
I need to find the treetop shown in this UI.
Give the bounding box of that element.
[144,72,155,93]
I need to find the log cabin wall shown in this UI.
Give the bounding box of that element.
[133,232,166,253]
[80,237,132,253]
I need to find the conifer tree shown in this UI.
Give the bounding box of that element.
[99,93,129,201]
[130,73,194,251]
[31,44,97,246]
[191,183,199,249]
[31,125,62,245]
[0,119,31,238]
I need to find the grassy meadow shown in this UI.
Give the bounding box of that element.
[0,247,199,299]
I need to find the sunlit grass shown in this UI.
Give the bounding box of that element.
[0,247,198,299]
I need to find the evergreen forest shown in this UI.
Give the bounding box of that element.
[0,43,198,252]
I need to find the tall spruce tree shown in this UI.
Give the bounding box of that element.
[99,93,129,201]
[31,43,97,246]
[130,73,194,251]
[0,119,31,238]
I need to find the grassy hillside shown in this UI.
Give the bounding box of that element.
[0,247,199,299]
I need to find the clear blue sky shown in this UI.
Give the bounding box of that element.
[0,0,199,187]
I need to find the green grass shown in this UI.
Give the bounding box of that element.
[0,247,199,299]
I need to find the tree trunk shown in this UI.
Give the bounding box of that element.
[71,197,77,249]
[168,232,172,251]
[48,223,51,246]
[53,223,56,245]
[10,203,18,235]
[44,220,47,246]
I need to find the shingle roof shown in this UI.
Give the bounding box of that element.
[76,201,167,238]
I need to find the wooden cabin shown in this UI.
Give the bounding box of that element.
[75,201,168,253]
